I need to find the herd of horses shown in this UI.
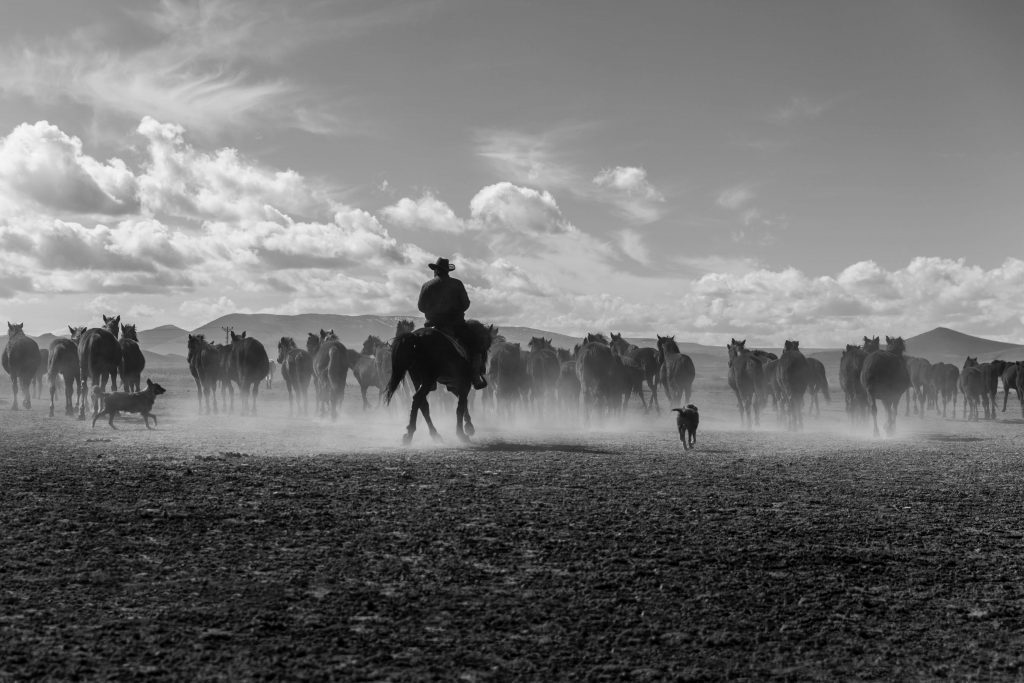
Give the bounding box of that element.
[4,316,1022,442]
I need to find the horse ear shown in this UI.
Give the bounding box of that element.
[147,379,153,387]
[69,325,75,335]
[241,331,247,338]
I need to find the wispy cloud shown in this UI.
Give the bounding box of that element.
[592,166,666,224]
[771,95,834,125]
[0,0,429,137]
[716,184,755,211]
[475,127,586,190]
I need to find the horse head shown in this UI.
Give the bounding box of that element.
[585,333,608,345]
[784,340,800,351]
[306,332,321,354]
[396,319,415,337]
[487,325,501,342]
[885,336,905,355]
[278,336,296,363]
[7,322,25,339]
[528,336,552,352]
[361,335,384,356]
[963,356,979,369]
[187,333,206,363]
[69,325,87,343]
[102,315,120,336]
[321,329,339,343]
[120,323,139,342]
[863,336,880,352]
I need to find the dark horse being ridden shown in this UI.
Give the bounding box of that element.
[188,334,224,414]
[3,322,41,410]
[385,320,494,444]
[78,315,123,419]
[278,337,313,416]
[118,323,146,393]
[727,338,764,429]
[227,331,270,415]
[860,336,911,436]
[48,326,84,417]
[313,330,350,420]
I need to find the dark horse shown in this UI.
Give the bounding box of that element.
[656,335,696,409]
[227,331,270,415]
[931,362,959,418]
[385,320,493,444]
[78,315,122,419]
[958,357,985,421]
[839,337,877,423]
[118,323,146,393]
[313,330,350,420]
[187,334,224,414]
[278,337,314,416]
[575,333,615,424]
[348,337,383,410]
[776,340,810,431]
[487,337,524,418]
[3,322,41,410]
[805,357,830,417]
[610,333,661,412]
[526,337,561,415]
[727,339,764,428]
[48,326,84,417]
[375,320,415,408]
[860,336,910,437]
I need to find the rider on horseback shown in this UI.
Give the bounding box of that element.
[418,257,488,390]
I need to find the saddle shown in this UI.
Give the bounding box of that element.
[417,326,470,362]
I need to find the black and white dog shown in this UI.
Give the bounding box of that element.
[92,379,167,430]
[671,404,699,450]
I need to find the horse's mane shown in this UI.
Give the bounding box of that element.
[466,320,494,352]
[584,332,608,344]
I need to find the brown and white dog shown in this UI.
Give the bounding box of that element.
[92,379,167,430]
[671,404,699,450]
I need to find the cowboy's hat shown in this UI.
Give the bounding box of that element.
[427,257,455,272]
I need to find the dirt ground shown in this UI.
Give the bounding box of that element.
[3,370,1024,680]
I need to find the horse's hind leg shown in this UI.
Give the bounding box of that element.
[403,388,425,444]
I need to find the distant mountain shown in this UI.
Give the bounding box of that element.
[136,324,191,356]
[904,327,1023,361]
[192,314,425,352]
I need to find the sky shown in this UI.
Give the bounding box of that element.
[0,0,1022,346]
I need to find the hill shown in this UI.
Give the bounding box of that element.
[904,327,1022,360]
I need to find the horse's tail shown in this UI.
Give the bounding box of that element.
[820,369,831,402]
[384,334,416,405]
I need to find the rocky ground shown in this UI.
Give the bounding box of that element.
[3,373,1024,680]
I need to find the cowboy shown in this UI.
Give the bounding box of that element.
[418,257,487,390]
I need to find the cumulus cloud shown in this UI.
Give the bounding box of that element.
[593,166,665,223]
[379,193,466,233]
[0,122,140,215]
[469,182,575,239]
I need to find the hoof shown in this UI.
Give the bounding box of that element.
[402,433,413,445]
[465,423,475,437]
[49,407,54,417]
[430,433,444,444]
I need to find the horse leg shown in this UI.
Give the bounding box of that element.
[250,381,260,416]
[48,374,57,417]
[456,392,471,443]
[361,383,370,411]
[868,397,880,437]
